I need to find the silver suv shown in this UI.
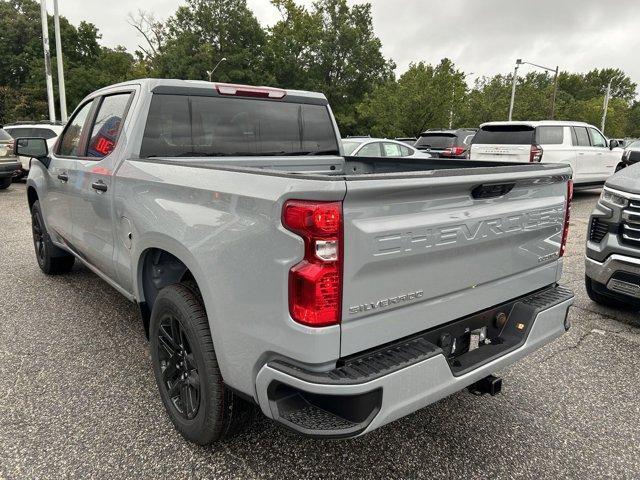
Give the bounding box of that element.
[585,163,640,308]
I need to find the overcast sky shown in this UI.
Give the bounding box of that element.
[58,0,639,86]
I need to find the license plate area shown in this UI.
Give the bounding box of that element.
[419,295,537,376]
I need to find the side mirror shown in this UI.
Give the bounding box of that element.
[14,137,49,167]
[609,139,620,150]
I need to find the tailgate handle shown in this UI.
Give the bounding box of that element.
[472,183,515,199]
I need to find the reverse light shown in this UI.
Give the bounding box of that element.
[559,180,573,257]
[283,200,343,327]
[215,83,286,99]
[530,144,543,162]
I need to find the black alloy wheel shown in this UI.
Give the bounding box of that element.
[32,209,46,267]
[157,315,201,420]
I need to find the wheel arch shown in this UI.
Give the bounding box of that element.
[27,185,38,211]
[134,238,214,339]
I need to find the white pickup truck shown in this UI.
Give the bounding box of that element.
[470,121,623,187]
[17,79,574,444]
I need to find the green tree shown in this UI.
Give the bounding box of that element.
[151,0,270,85]
[358,59,467,137]
[266,0,394,134]
[0,0,137,123]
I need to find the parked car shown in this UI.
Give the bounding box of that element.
[342,137,431,158]
[394,137,417,145]
[585,163,640,309]
[470,121,623,187]
[19,79,574,445]
[0,127,21,189]
[414,128,477,158]
[619,139,640,170]
[4,121,64,177]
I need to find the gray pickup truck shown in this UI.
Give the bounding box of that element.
[17,79,574,445]
[586,163,640,308]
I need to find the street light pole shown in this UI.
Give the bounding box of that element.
[206,57,227,82]
[510,60,560,120]
[53,0,67,121]
[508,59,521,121]
[550,65,559,120]
[601,78,613,133]
[39,0,56,122]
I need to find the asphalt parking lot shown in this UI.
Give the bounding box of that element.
[1,182,639,479]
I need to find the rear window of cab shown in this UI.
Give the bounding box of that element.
[140,94,339,158]
[472,125,565,145]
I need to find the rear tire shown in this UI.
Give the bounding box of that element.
[0,178,11,190]
[31,200,75,274]
[585,275,630,309]
[150,283,254,445]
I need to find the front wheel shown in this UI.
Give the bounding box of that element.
[0,177,11,190]
[31,200,75,274]
[150,283,254,445]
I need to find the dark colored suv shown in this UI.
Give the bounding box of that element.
[414,129,477,158]
[0,127,20,189]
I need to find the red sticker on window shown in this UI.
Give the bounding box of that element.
[94,136,115,155]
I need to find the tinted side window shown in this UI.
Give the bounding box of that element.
[589,128,607,148]
[87,93,132,159]
[357,143,382,157]
[573,127,591,147]
[140,95,339,157]
[536,126,564,145]
[58,101,94,156]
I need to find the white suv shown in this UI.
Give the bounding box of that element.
[3,122,64,176]
[469,121,623,187]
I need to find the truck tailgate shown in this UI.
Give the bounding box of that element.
[340,165,570,356]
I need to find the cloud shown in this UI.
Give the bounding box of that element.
[56,0,640,87]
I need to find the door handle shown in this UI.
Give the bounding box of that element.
[57,172,69,183]
[91,180,108,192]
[578,152,585,155]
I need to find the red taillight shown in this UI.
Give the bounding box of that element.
[530,144,543,162]
[442,146,465,157]
[283,200,342,327]
[215,83,286,99]
[559,180,573,257]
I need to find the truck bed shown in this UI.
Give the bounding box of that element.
[137,154,570,179]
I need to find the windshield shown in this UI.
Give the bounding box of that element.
[415,134,456,149]
[0,129,12,141]
[627,140,640,150]
[342,141,360,155]
[472,125,535,145]
[140,94,339,158]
